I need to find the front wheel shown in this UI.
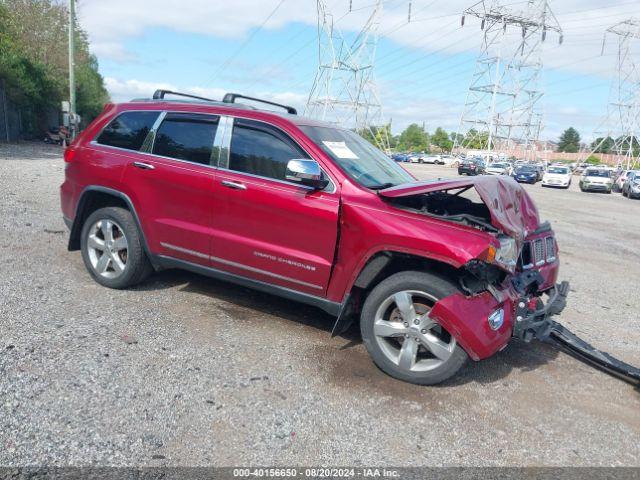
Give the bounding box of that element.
[360,271,469,385]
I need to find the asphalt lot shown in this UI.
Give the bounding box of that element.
[1,143,639,466]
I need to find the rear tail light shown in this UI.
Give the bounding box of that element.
[64,147,77,163]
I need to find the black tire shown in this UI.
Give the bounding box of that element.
[80,207,153,289]
[360,271,469,385]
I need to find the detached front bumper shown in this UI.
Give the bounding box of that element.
[512,280,570,342]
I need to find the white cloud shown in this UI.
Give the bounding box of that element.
[81,0,637,98]
[90,1,637,140]
[91,42,138,63]
[78,0,636,78]
[77,0,316,62]
[104,76,309,113]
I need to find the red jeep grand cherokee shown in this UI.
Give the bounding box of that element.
[60,90,568,385]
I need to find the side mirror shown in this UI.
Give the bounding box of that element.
[285,159,329,190]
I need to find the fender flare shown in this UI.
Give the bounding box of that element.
[340,246,462,300]
[330,248,463,337]
[68,186,153,262]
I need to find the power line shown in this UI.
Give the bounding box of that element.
[205,0,287,86]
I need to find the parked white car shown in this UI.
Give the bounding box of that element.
[422,155,444,164]
[485,162,512,175]
[579,168,613,193]
[542,166,572,189]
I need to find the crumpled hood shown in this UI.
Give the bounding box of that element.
[379,176,540,241]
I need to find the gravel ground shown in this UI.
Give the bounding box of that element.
[0,143,639,467]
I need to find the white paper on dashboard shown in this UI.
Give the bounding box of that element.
[322,141,359,159]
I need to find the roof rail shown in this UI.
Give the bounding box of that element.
[222,93,297,115]
[152,89,217,103]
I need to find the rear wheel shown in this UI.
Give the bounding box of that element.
[80,207,153,289]
[360,271,468,385]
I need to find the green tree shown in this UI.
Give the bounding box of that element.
[397,123,429,152]
[431,127,453,152]
[557,127,581,153]
[449,132,464,145]
[356,124,394,151]
[0,0,109,134]
[615,135,640,157]
[463,129,489,150]
[585,154,601,165]
[591,136,614,154]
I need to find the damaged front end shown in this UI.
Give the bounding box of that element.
[379,177,640,386]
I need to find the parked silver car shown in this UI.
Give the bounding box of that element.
[622,170,640,199]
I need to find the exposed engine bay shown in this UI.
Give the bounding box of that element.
[383,188,499,233]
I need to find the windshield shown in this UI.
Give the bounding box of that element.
[491,163,507,168]
[516,166,535,173]
[585,169,610,178]
[300,126,413,189]
[547,167,569,174]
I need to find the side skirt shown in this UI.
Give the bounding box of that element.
[154,255,343,317]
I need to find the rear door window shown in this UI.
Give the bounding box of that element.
[152,113,219,165]
[96,111,160,151]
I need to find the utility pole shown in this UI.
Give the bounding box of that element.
[453,0,562,161]
[588,19,640,170]
[68,0,76,140]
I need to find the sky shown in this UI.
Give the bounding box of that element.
[74,0,640,142]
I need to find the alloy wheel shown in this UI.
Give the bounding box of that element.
[86,219,129,279]
[373,290,456,372]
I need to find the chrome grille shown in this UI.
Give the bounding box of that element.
[533,239,545,266]
[546,237,556,261]
[520,234,556,269]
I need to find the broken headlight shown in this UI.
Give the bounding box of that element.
[488,236,518,273]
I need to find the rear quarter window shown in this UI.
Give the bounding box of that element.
[96,111,160,151]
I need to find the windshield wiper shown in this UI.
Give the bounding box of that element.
[370,182,396,190]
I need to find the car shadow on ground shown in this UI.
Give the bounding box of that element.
[135,269,560,388]
[135,269,361,343]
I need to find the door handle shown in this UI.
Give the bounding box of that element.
[221,180,247,190]
[132,161,155,170]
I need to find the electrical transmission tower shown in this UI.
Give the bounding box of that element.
[588,19,640,169]
[453,0,562,160]
[305,0,390,151]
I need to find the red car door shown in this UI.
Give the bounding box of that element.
[122,112,219,264]
[210,117,340,296]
